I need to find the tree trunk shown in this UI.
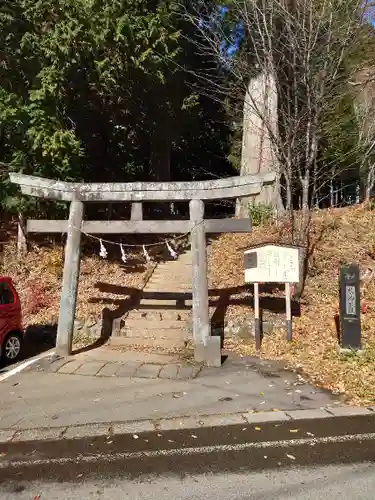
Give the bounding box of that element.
[149,123,172,217]
[17,213,27,258]
[236,70,282,217]
[366,165,375,201]
[149,127,171,183]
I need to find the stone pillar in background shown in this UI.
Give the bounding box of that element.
[236,70,282,217]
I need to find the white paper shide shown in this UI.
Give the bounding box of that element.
[244,244,299,283]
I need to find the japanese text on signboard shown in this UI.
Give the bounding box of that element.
[244,245,299,283]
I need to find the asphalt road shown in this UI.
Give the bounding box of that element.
[1,414,375,499]
[1,462,375,500]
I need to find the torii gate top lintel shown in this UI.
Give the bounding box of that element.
[9,172,276,202]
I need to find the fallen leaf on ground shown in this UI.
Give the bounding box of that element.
[254,426,262,431]
[286,454,296,460]
[289,429,299,433]
[133,434,139,439]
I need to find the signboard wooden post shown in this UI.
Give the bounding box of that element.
[253,282,261,350]
[244,244,300,347]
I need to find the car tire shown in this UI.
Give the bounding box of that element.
[2,332,23,363]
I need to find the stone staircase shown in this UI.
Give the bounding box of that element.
[110,250,193,349]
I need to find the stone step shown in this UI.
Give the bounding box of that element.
[144,287,192,293]
[160,254,191,261]
[154,265,192,273]
[155,265,191,271]
[153,262,191,268]
[126,310,192,321]
[139,298,192,307]
[148,279,190,284]
[147,274,191,282]
[139,291,192,300]
[120,328,190,339]
[146,275,191,289]
[158,254,192,261]
[110,336,187,349]
[178,252,192,258]
[124,319,191,330]
[148,277,192,285]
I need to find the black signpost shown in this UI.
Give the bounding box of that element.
[338,264,362,352]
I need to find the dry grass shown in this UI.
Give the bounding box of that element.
[1,241,149,327]
[208,205,375,405]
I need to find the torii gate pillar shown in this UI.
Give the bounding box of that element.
[56,200,84,356]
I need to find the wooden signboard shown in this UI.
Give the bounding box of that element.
[244,244,300,349]
[244,244,299,283]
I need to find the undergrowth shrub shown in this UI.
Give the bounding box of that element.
[248,203,274,226]
[23,279,53,316]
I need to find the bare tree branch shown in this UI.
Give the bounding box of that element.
[181,0,368,296]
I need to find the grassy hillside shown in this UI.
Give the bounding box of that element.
[208,205,375,405]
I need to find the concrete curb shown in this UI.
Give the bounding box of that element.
[1,406,374,444]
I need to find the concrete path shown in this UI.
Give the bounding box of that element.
[0,350,341,438]
[30,348,201,380]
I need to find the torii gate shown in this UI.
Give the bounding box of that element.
[10,172,275,366]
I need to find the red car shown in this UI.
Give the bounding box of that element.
[0,277,23,362]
